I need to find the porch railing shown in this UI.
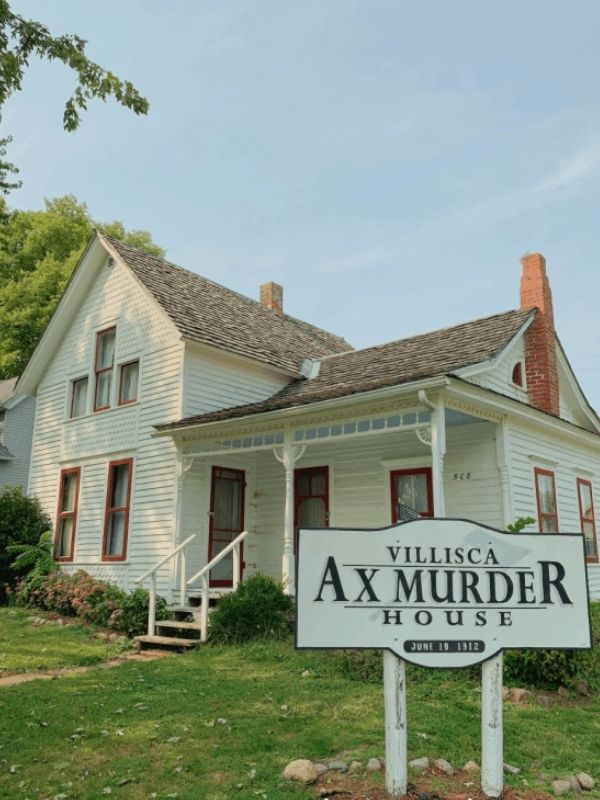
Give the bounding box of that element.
[135,534,196,636]
[187,530,249,642]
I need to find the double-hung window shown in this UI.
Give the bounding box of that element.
[534,468,559,532]
[102,459,133,561]
[94,328,116,411]
[54,468,81,561]
[70,377,88,418]
[577,478,598,563]
[119,360,139,405]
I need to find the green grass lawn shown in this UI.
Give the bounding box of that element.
[0,639,598,800]
[0,607,128,674]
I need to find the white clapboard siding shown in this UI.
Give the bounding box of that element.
[183,347,289,417]
[507,421,600,598]
[466,337,529,405]
[28,257,184,597]
[0,396,36,490]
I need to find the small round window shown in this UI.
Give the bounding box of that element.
[512,362,524,387]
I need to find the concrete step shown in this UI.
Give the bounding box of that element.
[134,634,200,650]
[156,620,202,632]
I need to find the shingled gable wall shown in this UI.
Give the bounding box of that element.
[519,252,560,416]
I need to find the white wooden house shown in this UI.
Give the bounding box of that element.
[0,378,36,491]
[17,236,600,625]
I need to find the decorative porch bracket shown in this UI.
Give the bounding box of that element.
[273,436,306,595]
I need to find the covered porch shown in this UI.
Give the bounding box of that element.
[158,383,512,598]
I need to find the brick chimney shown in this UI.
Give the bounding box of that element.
[260,281,283,314]
[519,252,559,416]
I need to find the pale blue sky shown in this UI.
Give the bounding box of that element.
[5,1,600,408]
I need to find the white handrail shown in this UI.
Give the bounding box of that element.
[187,530,249,641]
[187,530,249,585]
[135,534,196,636]
[136,534,196,584]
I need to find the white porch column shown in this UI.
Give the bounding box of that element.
[495,418,513,528]
[431,396,447,516]
[274,433,305,595]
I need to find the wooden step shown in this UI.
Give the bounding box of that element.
[134,634,200,650]
[156,620,202,632]
[166,605,199,615]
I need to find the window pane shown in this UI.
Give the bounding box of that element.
[298,497,327,528]
[296,473,310,496]
[583,522,597,556]
[541,515,558,533]
[210,540,233,582]
[61,473,78,512]
[579,483,593,518]
[537,474,556,515]
[106,511,126,556]
[71,378,88,418]
[55,517,73,557]
[95,371,112,409]
[96,330,115,370]
[213,477,242,530]
[310,471,326,496]
[120,362,139,403]
[395,474,429,515]
[110,464,130,509]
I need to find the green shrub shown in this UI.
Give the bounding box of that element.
[209,574,294,644]
[329,649,383,683]
[14,569,167,637]
[0,486,51,602]
[504,601,600,691]
[7,531,58,604]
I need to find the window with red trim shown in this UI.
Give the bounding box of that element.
[102,459,133,561]
[534,468,559,532]
[70,377,88,418]
[54,468,81,561]
[577,478,598,562]
[118,360,139,405]
[94,328,116,411]
[294,466,329,553]
[391,467,433,522]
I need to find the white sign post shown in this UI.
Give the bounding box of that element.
[296,519,591,798]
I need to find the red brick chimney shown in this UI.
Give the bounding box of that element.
[260,281,283,314]
[519,253,559,416]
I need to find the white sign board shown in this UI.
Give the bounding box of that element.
[296,519,592,668]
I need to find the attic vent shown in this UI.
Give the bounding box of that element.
[106,256,115,269]
[512,361,524,387]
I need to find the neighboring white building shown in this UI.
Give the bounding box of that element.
[17,235,600,602]
[0,378,36,491]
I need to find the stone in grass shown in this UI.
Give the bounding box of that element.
[577,773,596,791]
[503,763,521,775]
[349,761,363,773]
[313,763,329,776]
[565,775,583,793]
[283,760,318,784]
[409,757,430,773]
[366,758,382,772]
[463,761,480,774]
[552,780,573,796]
[328,760,348,772]
[434,759,454,776]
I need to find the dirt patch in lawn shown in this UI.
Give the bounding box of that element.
[313,771,554,800]
[0,649,172,686]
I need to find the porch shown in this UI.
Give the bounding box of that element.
[163,388,512,599]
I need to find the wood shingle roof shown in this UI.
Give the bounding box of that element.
[157,308,535,431]
[105,236,351,374]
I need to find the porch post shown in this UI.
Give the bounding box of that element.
[495,418,513,527]
[172,449,185,597]
[274,433,305,595]
[431,396,447,516]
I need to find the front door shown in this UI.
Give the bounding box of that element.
[390,467,433,522]
[208,466,245,587]
[294,466,329,552]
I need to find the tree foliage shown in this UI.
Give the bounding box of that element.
[0,0,149,193]
[0,194,163,377]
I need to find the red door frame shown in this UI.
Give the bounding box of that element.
[390,467,434,522]
[208,466,245,587]
[294,465,329,553]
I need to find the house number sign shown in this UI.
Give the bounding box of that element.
[295,519,591,797]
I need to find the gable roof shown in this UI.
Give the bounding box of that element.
[102,236,351,374]
[157,308,535,431]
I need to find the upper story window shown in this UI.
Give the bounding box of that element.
[54,467,81,561]
[512,362,524,387]
[94,327,116,412]
[0,409,5,443]
[534,468,559,532]
[119,360,139,405]
[577,478,598,563]
[70,377,88,418]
